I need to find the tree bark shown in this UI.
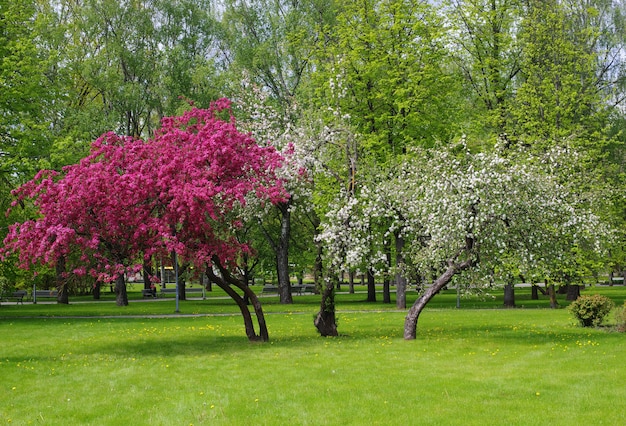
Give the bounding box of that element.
[404,258,472,340]
[395,233,407,309]
[531,284,539,300]
[314,276,338,337]
[566,284,581,301]
[276,201,293,304]
[207,257,269,342]
[56,256,69,304]
[143,261,153,291]
[547,282,558,309]
[93,282,101,300]
[366,268,376,302]
[114,273,129,306]
[348,270,355,294]
[503,283,515,308]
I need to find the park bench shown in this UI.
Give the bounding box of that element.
[261,285,279,294]
[1,290,27,304]
[159,287,206,299]
[160,288,177,296]
[290,284,317,295]
[184,287,206,299]
[142,289,157,298]
[34,290,58,301]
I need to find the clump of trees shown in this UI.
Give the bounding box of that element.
[2,0,626,340]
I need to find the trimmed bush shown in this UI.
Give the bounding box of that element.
[569,294,614,327]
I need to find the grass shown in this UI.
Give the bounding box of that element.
[1,286,625,425]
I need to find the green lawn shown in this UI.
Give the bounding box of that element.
[1,286,625,425]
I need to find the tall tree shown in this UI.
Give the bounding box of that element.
[218,0,333,303]
[445,0,523,140]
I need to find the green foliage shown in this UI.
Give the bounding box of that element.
[568,294,614,327]
[615,302,626,332]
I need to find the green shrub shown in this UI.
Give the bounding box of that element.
[615,302,626,332]
[569,294,614,327]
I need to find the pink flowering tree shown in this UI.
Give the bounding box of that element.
[2,99,288,340]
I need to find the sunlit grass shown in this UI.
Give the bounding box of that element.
[1,286,625,425]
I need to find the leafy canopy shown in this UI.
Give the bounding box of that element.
[1,99,288,281]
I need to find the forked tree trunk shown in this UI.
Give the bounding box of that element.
[207,258,269,342]
[404,258,472,340]
[114,273,129,306]
[314,276,338,337]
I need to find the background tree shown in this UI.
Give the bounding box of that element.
[444,0,523,141]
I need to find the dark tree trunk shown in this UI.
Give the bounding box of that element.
[395,233,407,309]
[348,270,355,294]
[172,256,188,301]
[503,283,515,308]
[143,261,153,290]
[566,284,581,301]
[531,284,539,300]
[207,257,269,342]
[93,282,101,300]
[114,273,129,306]
[405,258,473,340]
[314,277,338,337]
[276,201,293,304]
[366,268,376,302]
[56,257,69,304]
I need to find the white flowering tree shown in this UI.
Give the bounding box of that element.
[318,140,605,339]
[397,143,605,339]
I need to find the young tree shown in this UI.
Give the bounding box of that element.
[396,143,605,339]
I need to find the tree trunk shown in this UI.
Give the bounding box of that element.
[210,274,259,340]
[366,268,376,302]
[566,284,581,301]
[348,270,355,294]
[405,258,472,340]
[531,284,539,300]
[383,240,391,304]
[93,282,101,300]
[114,273,129,306]
[503,283,515,308]
[207,257,269,342]
[547,282,558,309]
[56,256,69,304]
[395,233,407,309]
[314,276,338,337]
[276,201,293,304]
[143,261,153,291]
